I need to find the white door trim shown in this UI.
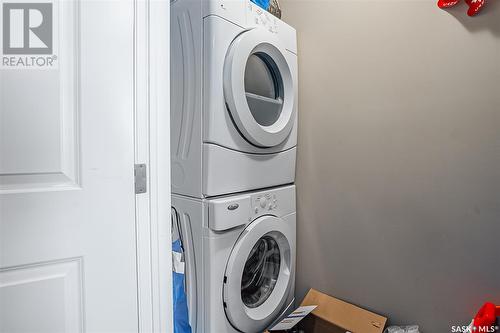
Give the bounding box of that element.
[134,0,172,332]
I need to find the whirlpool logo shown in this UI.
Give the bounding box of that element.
[1,1,57,68]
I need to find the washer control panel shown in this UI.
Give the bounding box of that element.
[246,1,279,34]
[253,192,278,215]
[207,185,295,229]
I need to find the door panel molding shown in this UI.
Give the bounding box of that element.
[0,258,84,333]
[0,0,81,194]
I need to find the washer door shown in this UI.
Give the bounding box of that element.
[224,28,296,148]
[223,216,294,333]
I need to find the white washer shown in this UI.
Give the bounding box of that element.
[172,185,296,333]
[171,0,298,198]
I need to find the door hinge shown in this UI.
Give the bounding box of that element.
[134,164,147,194]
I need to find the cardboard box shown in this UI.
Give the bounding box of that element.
[267,289,387,333]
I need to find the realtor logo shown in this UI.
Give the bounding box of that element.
[3,3,52,54]
[2,2,56,68]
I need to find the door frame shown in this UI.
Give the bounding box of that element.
[134,0,172,332]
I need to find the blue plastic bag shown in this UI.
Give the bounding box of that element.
[172,239,192,333]
[251,0,270,10]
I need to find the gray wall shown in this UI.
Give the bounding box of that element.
[280,1,500,331]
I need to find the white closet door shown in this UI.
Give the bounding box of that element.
[0,0,139,332]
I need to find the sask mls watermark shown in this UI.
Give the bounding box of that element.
[451,325,500,333]
[1,2,58,68]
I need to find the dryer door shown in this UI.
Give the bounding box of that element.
[224,28,296,148]
[223,215,294,333]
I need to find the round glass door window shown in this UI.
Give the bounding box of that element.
[244,53,284,127]
[241,234,281,308]
[224,28,296,148]
[223,215,294,333]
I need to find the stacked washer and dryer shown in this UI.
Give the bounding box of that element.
[171,1,298,332]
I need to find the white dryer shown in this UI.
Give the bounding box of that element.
[172,185,296,333]
[171,0,298,198]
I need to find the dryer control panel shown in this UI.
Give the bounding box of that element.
[246,1,279,34]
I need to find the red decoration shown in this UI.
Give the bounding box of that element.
[471,302,500,331]
[437,0,486,16]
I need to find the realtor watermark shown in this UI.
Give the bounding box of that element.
[1,1,58,68]
[451,325,500,333]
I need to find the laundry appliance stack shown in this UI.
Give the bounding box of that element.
[170,1,298,332]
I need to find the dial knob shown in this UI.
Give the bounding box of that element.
[259,197,267,208]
